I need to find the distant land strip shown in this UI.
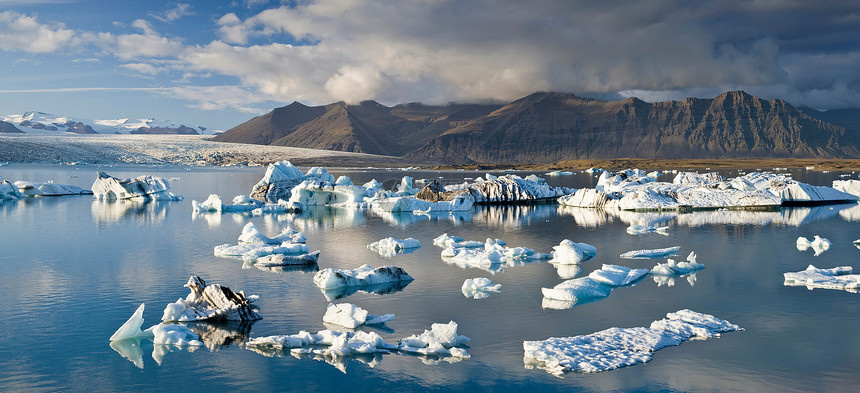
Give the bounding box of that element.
[428,159,860,172]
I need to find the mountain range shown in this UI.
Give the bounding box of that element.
[0,111,208,135]
[213,91,860,164]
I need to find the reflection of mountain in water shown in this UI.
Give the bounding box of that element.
[320,280,412,301]
[92,200,169,225]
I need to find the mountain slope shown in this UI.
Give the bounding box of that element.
[0,120,23,133]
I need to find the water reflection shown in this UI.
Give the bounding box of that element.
[839,202,860,222]
[471,204,555,228]
[652,272,699,287]
[245,260,320,274]
[109,338,145,369]
[91,200,170,225]
[319,281,412,301]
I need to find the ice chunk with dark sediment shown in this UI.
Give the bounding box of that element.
[783,264,860,292]
[161,276,261,322]
[523,309,742,375]
[92,171,182,201]
[313,264,414,290]
[620,246,681,259]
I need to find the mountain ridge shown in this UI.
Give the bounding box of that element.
[214,91,860,164]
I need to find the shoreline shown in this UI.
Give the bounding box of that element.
[2,133,859,171]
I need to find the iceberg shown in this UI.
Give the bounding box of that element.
[620,246,681,259]
[833,179,860,199]
[109,303,204,368]
[541,264,648,307]
[368,194,475,213]
[161,276,261,322]
[253,251,320,267]
[587,264,650,286]
[796,235,832,256]
[1,180,25,201]
[650,252,704,276]
[855,239,860,249]
[322,303,395,329]
[313,264,414,290]
[110,303,150,341]
[249,160,307,201]
[524,310,742,375]
[237,222,306,245]
[441,238,550,273]
[14,180,91,196]
[245,329,399,365]
[92,171,182,201]
[626,224,669,235]
[398,321,471,358]
[367,237,421,257]
[549,239,596,264]
[783,264,860,292]
[214,222,317,265]
[461,277,502,299]
[416,176,573,205]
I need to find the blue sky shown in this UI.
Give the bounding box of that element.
[1,0,859,130]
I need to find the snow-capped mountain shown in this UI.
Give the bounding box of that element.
[0,111,211,135]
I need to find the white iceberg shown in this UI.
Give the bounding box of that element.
[369,194,475,213]
[650,252,705,276]
[626,224,669,235]
[192,194,224,213]
[620,246,681,259]
[313,264,414,290]
[541,264,647,307]
[523,309,742,375]
[245,329,398,359]
[109,303,204,368]
[253,251,320,267]
[417,175,573,205]
[783,264,860,292]
[398,321,471,358]
[796,235,832,256]
[238,222,306,245]
[322,303,395,329]
[441,238,549,273]
[549,239,596,264]
[249,160,308,201]
[367,237,421,257]
[14,180,91,196]
[110,303,150,341]
[92,171,182,201]
[461,277,502,299]
[833,179,860,199]
[587,264,650,286]
[1,180,25,201]
[161,276,261,322]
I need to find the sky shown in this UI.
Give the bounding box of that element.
[0,0,858,131]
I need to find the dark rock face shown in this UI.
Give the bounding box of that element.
[0,121,23,133]
[63,121,97,134]
[19,120,57,131]
[131,125,199,135]
[215,91,860,163]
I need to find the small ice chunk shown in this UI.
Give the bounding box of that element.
[588,264,649,286]
[433,233,464,248]
[620,246,681,259]
[238,222,306,244]
[783,264,860,291]
[367,237,421,257]
[192,194,223,213]
[461,277,502,299]
[541,277,612,303]
[650,252,705,276]
[626,224,669,236]
[523,309,742,375]
[398,321,471,358]
[550,239,596,264]
[322,303,395,328]
[796,235,832,256]
[110,303,151,341]
[313,264,414,289]
[147,324,204,347]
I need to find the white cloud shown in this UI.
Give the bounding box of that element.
[160,85,272,113]
[121,62,160,75]
[0,11,76,53]
[149,3,194,23]
[86,19,184,60]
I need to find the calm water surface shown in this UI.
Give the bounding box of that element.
[1,164,859,392]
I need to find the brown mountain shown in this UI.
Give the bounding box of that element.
[131,124,199,135]
[216,91,860,164]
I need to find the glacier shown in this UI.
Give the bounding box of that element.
[523,309,742,375]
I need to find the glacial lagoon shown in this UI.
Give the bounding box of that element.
[1,164,860,392]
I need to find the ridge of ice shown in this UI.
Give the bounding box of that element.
[620,246,681,259]
[523,309,742,375]
[783,264,860,292]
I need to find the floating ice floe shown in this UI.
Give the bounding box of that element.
[367,237,421,257]
[855,239,860,250]
[833,179,860,199]
[523,309,742,375]
[441,237,550,273]
[546,171,574,176]
[161,276,261,322]
[416,175,573,205]
[0,180,25,201]
[649,252,704,276]
[368,193,475,213]
[549,239,596,264]
[237,222,306,244]
[620,246,681,259]
[214,223,318,265]
[541,264,648,309]
[783,265,860,292]
[92,171,182,201]
[109,303,205,368]
[398,321,471,358]
[796,235,832,256]
[461,277,502,299]
[313,265,414,300]
[192,194,305,215]
[13,180,92,196]
[249,160,311,201]
[626,224,669,235]
[323,303,395,329]
[559,169,854,211]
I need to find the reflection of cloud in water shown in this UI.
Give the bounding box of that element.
[91,200,169,225]
[110,338,145,369]
[370,209,474,228]
[320,280,412,301]
[839,203,860,222]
